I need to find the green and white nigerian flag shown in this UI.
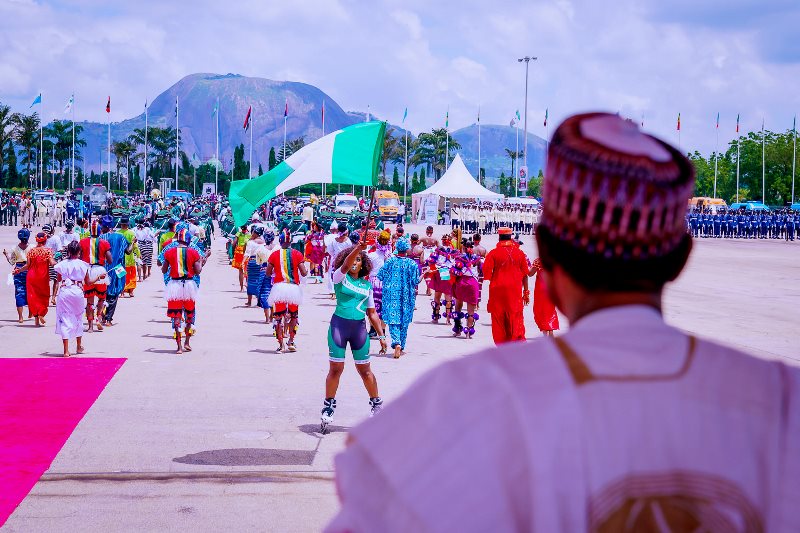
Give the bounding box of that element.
[229,121,386,226]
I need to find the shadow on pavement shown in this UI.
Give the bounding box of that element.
[297,424,350,436]
[173,448,316,466]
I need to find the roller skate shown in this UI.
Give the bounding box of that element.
[369,397,383,417]
[431,301,442,323]
[444,302,453,325]
[452,311,464,337]
[465,313,479,339]
[320,397,336,434]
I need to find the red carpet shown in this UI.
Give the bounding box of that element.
[0,358,125,526]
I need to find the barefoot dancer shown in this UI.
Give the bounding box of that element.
[320,242,388,434]
[79,220,112,332]
[3,229,30,323]
[54,241,89,357]
[162,229,206,354]
[265,229,308,353]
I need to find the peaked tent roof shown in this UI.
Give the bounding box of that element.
[412,153,503,199]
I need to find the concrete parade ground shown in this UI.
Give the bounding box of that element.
[0,223,798,532]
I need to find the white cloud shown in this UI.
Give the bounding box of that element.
[0,0,798,154]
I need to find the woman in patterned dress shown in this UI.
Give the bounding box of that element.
[3,229,30,323]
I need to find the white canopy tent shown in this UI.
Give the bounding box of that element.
[411,153,503,224]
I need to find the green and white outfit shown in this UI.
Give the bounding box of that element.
[328,269,375,364]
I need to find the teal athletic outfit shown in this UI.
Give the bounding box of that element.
[328,268,375,364]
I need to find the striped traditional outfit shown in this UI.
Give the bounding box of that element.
[164,245,201,329]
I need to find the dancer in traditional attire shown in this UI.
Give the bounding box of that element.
[265,229,308,353]
[243,225,266,306]
[420,226,439,296]
[100,215,131,327]
[366,230,393,334]
[80,220,112,332]
[257,231,278,323]
[377,238,420,358]
[305,222,327,281]
[450,239,482,339]
[3,229,30,323]
[117,217,139,297]
[319,242,388,434]
[162,229,206,354]
[231,224,250,291]
[482,227,529,344]
[134,220,154,280]
[18,232,55,326]
[529,257,559,336]
[54,241,89,357]
[158,219,176,254]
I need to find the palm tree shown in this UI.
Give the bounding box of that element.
[44,120,86,188]
[112,140,137,191]
[505,148,523,178]
[278,136,306,163]
[13,113,40,186]
[411,128,461,180]
[381,126,402,180]
[0,104,17,186]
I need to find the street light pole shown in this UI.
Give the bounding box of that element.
[518,55,537,190]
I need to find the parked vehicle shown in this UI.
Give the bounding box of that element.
[688,196,728,213]
[729,201,770,212]
[375,190,400,221]
[166,190,193,203]
[334,194,359,214]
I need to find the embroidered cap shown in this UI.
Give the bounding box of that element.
[540,112,694,260]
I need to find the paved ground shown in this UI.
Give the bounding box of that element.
[0,223,798,531]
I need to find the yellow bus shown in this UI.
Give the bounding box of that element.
[688,197,727,213]
[375,190,400,221]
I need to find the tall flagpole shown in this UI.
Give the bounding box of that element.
[735,114,740,203]
[144,101,148,194]
[515,118,519,196]
[71,92,75,190]
[175,95,179,190]
[403,116,408,202]
[107,100,111,191]
[39,94,43,189]
[793,116,797,204]
[445,106,449,171]
[322,100,326,198]
[714,113,719,198]
[761,118,765,204]
[215,97,219,195]
[477,105,481,183]
[249,107,254,179]
[283,98,288,162]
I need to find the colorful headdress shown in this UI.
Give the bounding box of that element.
[90,219,101,237]
[176,229,190,244]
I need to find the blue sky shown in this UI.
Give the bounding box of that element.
[1,0,798,154]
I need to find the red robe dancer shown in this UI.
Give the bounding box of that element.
[482,227,529,344]
[24,234,54,325]
[163,231,202,354]
[530,258,560,335]
[265,230,308,353]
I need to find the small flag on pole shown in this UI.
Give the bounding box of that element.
[145,99,148,109]
[64,94,74,114]
[543,108,548,127]
[402,107,408,124]
[106,96,110,113]
[477,106,480,124]
[30,93,42,108]
[736,114,740,133]
[243,106,252,131]
[641,113,645,128]
[174,97,178,117]
[509,118,516,127]
[716,112,719,129]
[321,100,325,124]
[445,109,449,128]
[284,99,288,118]
[211,101,217,116]
[793,115,796,134]
[676,113,681,131]
[515,110,521,121]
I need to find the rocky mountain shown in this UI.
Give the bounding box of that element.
[74,73,546,181]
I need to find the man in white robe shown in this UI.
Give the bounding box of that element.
[325,112,800,533]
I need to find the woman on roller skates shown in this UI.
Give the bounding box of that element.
[450,239,482,339]
[320,241,388,434]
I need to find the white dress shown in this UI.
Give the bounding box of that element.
[54,259,89,340]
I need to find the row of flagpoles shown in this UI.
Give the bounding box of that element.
[24,91,799,204]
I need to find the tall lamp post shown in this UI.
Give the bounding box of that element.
[518,55,537,195]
